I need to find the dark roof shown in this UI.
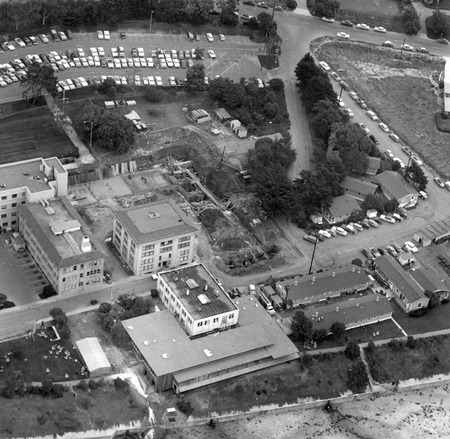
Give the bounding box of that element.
[123,295,299,378]
[158,264,237,320]
[277,265,370,304]
[305,294,392,331]
[113,199,197,244]
[375,255,425,304]
[327,194,361,218]
[341,177,377,197]
[410,268,450,293]
[375,171,418,200]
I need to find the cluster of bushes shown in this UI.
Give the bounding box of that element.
[116,294,153,320]
[0,293,15,309]
[49,308,71,339]
[395,0,421,35]
[1,377,67,399]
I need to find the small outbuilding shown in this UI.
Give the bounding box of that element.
[214,108,232,122]
[76,337,112,377]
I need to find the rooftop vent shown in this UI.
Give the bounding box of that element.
[204,285,208,291]
[143,340,150,346]
[336,307,339,312]
[186,278,199,289]
[153,340,157,343]
[186,290,190,296]
[332,272,336,277]
[172,339,176,343]
[127,326,134,331]
[80,236,91,253]
[198,293,211,305]
[161,353,169,359]
[203,349,213,357]
[148,212,161,219]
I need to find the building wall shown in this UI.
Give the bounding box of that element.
[0,186,27,230]
[157,275,239,337]
[112,217,197,275]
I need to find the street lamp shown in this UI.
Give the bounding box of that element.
[83,120,93,149]
[149,9,154,33]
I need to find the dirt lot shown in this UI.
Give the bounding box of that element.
[314,40,450,177]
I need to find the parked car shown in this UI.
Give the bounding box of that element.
[58,31,67,41]
[103,30,110,40]
[438,38,449,45]
[392,243,403,254]
[416,47,428,54]
[330,71,341,81]
[366,110,378,120]
[341,20,353,27]
[319,61,330,71]
[390,133,400,142]
[335,227,348,236]
[28,36,38,45]
[359,123,370,134]
[382,41,394,47]
[219,34,225,41]
[344,108,354,117]
[384,149,394,158]
[357,99,367,109]
[380,214,396,224]
[401,43,413,51]
[434,176,445,188]
[404,241,419,253]
[370,247,381,258]
[369,134,379,144]
[50,29,59,41]
[374,26,386,33]
[318,230,332,239]
[349,91,358,100]
[361,248,371,258]
[401,146,411,155]
[339,80,350,90]
[386,246,399,258]
[322,17,334,23]
[208,49,216,59]
[303,234,318,244]
[379,122,389,132]
[14,37,26,48]
[356,23,370,31]
[206,32,214,42]
[337,32,350,39]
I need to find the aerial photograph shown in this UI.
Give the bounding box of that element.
[2,0,450,438]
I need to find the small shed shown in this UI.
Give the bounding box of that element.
[76,337,112,377]
[125,110,141,121]
[214,108,232,122]
[236,126,247,139]
[191,109,211,123]
[230,119,241,130]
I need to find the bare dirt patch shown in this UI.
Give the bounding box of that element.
[314,40,450,177]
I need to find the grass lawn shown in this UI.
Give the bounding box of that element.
[178,354,354,417]
[0,383,147,438]
[0,328,85,384]
[315,41,450,177]
[391,299,450,335]
[337,0,399,17]
[365,335,450,383]
[0,107,76,164]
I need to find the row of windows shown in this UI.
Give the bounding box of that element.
[2,220,16,227]
[1,212,17,218]
[143,243,155,250]
[142,250,154,257]
[179,235,191,243]
[1,192,25,201]
[1,201,24,210]
[178,242,190,249]
[197,314,234,328]
[160,246,172,253]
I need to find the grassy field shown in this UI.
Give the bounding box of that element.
[0,107,75,164]
[315,40,450,177]
[338,0,399,17]
[365,335,450,383]
[177,354,354,417]
[0,383,147,438]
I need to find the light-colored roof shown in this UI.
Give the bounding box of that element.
[123,295,298,379]
[18,196,105,268]
[305,294,392,331]
[113,199,197,244]
[341,177,377,197]
[76,337,111,373]
[277,265,370,304]
[410,267,450,293]
[327,194,361,218]
[158,264,237,320]
[375,255,426,304]
[375,171,418,200]
[214,108,231,120]
[367,156,381,172]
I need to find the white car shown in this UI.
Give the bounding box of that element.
[337,97,345,107]
[219,34,225,41]
[80,57,89,67]
[77,48,85,57]
[411,155,423,166]
[206,32,214,42]
[168,76,176,86]
[39,34,49,43]
[111,47,118,57]
[113,58,121,68]
[97,30,104,40]
[171,49,178,58]
[121,77,128,85]
[359,123,370,134]
[120,58,127,67]
[318,230,332,239]
[134,75,141,86]
[14,38,26,48]
[404,241,418,253]
[335,227,348,236]
[374,26,386,33]
[173,58,180,68]
[401,44,413,51]
[322,17,334,23]
[98,47,105,56]
[58,31,67,41]
[87,56,95,66]
[337,32,350,39]
[356,23,370,31]
[366,110,378,121]
[106,58,114,68]
[78,77,89,87]
[384,149,394,158]
[319,61,330,71]
[208,49,216,59]
[138,47,145,57]
[155,76,163,86]
[393,157,405,168]
[103,30,110,40]
[344,108,354,117]
[90,47,98,56]
[5,42,15,50]
[330,71,341,81]
[148,76,156,86]
[390,133,400,142]
[379,122,389,132]
[65,79,76,90]
[349,91,358,101]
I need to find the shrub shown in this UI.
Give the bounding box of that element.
[286,0,298,9]
[312,328,328,343]
[406,336,417,349]
[114,377,129,391]
[77,379,88,391]
[409,308,428,317]
[80,397,94,410]
[388,339,404,351]
[301,353,313,368]
[344,341,360,361]
[88,380,99,391]
[144,86,165,103]
[177,399,194,416]
[107,86,117,98]
[346,361,369,394]
[269,78,284,91]
[90,299,99,305]
[37,414,48,425]
[443,298,450,304]
[366,341,376,355]
[52,384,65,398]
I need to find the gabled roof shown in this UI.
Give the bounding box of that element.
[326,194,361,218]
[410,267,450,293]
[375,255,425,304]
[375,171,418,200]
[305,294,392,331]
[76,337,111,373]
[367,156,381,174]
[341,177,377,197]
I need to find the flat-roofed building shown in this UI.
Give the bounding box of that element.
[18,196,105,294]
[276,265,370,307]
[305,294,393,331]
[123,295,299,393]
[112,200,198,275]
[0,157,67,231]
[157,263,238,337]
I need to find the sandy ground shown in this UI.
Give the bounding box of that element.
[162,383,450,439]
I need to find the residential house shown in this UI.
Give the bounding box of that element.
[340,177,377,202]
[375,171,419,208]
[373,255,429,312]
[322,194,361,224]
[275,265,370,307]
[410,267,450,301]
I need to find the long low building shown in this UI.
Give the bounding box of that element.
[276,265,371,307]
[123,295,299,394]
[305,294,393,332]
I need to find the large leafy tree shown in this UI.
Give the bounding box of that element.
[429,9,449,38]
[247,137,296,170]
[93,113,135,153]
[402,8,421,35]
[19,63,58,105]
[185,63,206,92]
[346,361,369,394]
[311,0,340,18]
[310,99,349,142]
[302,75,337,113]
[291,311,313,343]
[295,169,334,214]
[208,77,246,109]
[405,161,428,191]
[295,53,326,91]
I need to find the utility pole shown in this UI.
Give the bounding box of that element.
[218,145,226,170]
[398,35,406,68]
[149,9,154,33]
[308,238,318,275]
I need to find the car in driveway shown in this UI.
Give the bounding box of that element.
[416,47,429,53]
[356,23,370,30]
[374,26,386,33]
[208,49,216,59]
[206,32,214,42]
[366,110,378,121]
[379,122,389,132]
[401,43,413,51]
[341,19,353,27]
[382,41,394,47]
[384,149,394,158]
[322,17,334,23]
[434,176,445,187]
[390,133,400,142]
[359,123,370,134]
[337,32,350,39]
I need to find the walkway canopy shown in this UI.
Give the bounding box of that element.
[76,337,112,377]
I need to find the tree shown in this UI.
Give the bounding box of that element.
[286,0,298,9]
[295,53,327,91]
[362,194,385,214]
[98,302,112,314]
[302,75,337,112]
[384,198,399,213]
[269,78,284,92]
[402,8,421,35]
[257,12,274,35]
[185,63,205,92]
[93,113,135,153]
[194,47,204,60]
[425,290,441,309]
[291,311,313,343]
[346,361,369,394]
[19,63,58,105]
[103,315,116,330]
[310,99,348,142]
[208,77,246,109]
[429,9,449,38]
[0,293,6,306]
[49,308,65,319]
[344,341,360,360]
[330,321,346,340]
[405,162,428,191]
[351,258,363,267]
[144,86,165,102]
[219,0,239,26]
[312,328,328,343]
[311,0,340,18]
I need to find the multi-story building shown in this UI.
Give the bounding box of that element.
[0,157,67,231]
[18,196,105,294]
[157,263,239,337]
[112,200,198,275]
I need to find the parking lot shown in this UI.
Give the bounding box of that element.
[0,234,47,306]
[0,30,263,101]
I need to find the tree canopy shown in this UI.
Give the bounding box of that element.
[302,75,337,113]
[19,63,58,105]
[346,360,369,394]
[405,161,428,191]
[93,113,135,153]
[185,63,206,92]
[429,9,449,38]
[310,0,340,18]
[295,52,327,91]
[291,311,313,343]
[310,99,348,142]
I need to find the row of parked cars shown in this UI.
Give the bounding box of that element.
[362,240,418,260]
[303,212,408,243]
[1,30,73,54]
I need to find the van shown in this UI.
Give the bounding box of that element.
[240,207,249,215]
[104,101,115,109]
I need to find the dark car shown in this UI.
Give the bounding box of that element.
[339,80,350,91]
[369,134,379,144]
[50,29,60,41]
[120,32,126,39]
[416,47,428,54]
[66,29,73,39]
[438,38,449,45]
[341,20,353,27]
[361,248,371,258]
[243,0,256,4]
[23,36,32,46]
